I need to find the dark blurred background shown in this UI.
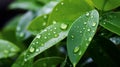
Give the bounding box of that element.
[0,0,26,30]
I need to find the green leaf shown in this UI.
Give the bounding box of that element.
[67,10,99,66]
[25,23,68,61]
[0,39,20,59]
[27,14,49,35]
[16,11,34,41]
[33,57,64,67]
[37,0,61,4]
[36,1,58,16]
[9,1,41,11]
[12,52,33,67]
[48,0,93,25]
[100,12,120,36]
[91,0,120,11]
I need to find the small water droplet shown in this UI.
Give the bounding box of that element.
[54,34,59,38]
[92,22,96,26]
[4,50,9,53]
[60,23,68,30]
[48,33,51,35]
[43,15,47,19]
[20,32,24,37]
[86,43,89,46]
[24,59,27,62]
[54,27,57,29]
[92,30,95,32]
[91,16,93,18]
[71,35,74,38]
[74,47,80,53]
[61,2,64,5]
[43,22,46,26]
[29,47,35,52]
[44,37,47,39]
[88,37,92,41]
[83,28,85,29]
[36,49,39,52]
[41,43,44,46]
[36,35,41,39]
[87,29,90,31]
[53,21,57,24]
[53,32,56,34]
[103,22,106,24]
[84,22,87,25]
[79,51,82,55]
[86,12,90,16]
[80,31,82,33]
[44,29,47,32]
[55,8,58,11]
[32,43,35,45]
[36,42,38,44]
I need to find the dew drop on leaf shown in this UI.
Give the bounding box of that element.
[53,21,57,24]
[43,15,47,19]
[54,34,59,38]
[87,29,90,31]
[88,37,92,41]
[92,22,96,26]
[61,2,64,5]
[43,22,46,26]
[36,35,41,39]
[74,47,80,53]
[84,22,87,25]
[17,27,21,31]
[29,47,35,52]
[78,51,82,55]
[20,32,24,37]
[60,23,68,30]
[86,12,90,16]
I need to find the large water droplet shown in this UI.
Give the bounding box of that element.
[29,47,35,52]
[36,35,41,39]
[92,22,96,27]
[60,23,68,30]
[74,47,80,53]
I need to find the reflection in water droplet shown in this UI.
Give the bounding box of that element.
[43,22,46,26]
[74,47,80,53]
[88,37,92,41]
[79,51,82,55]
[92,22,96,26]
[53,21,57,24]
[36,35,41,39]
[29,47,35,52]
[61,2,64,5]
[60,23,68,30]
[87,29,90,31]
[86,12,89,16]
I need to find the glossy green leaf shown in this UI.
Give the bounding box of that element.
[33,57,64,67]
[25,23,68,61]
[100,12,120,36]
[12,52,33,67]
[0,39,20,59]
[27,14,49,35]
[48,0,93,25]
[91,0,120,11]
[16,11,34,41]
[67,10,99,66]
[9,1,41,11]
[37,0,60,4]
[36,1,58,16]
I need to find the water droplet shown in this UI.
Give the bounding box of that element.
[20,32,24,37]
[53,32,56,34]
[55,8,58,11]
[84,22,87,25]
[36,49,39,52]
[54,34,59,38]
[103,22,106,24]
[44,29,47,32]
[44,37,47,39]
[10,48,15,52]
[24,59,27,62]
[4,50,9,53]
[32,43,35,45]
[74,47,80,53]
[36,35,41,39]
[43,15,47,19]
[92,22,96,26]
[79,51,82,55]
[54,27,57,29]
[80,31,82,33]
[86,43,89,46]
[60,23,68,30]
[41,43,44,46]
[36,42,38,44]
[86,12,89,16]
[48,33,51,35]
[92,30,95,32]
[61,2,64,5]
[91,16,93,18]
[83,28,85,29]
[53,21,57,24]
[29,47,35,52]
[71,35,74,38]
[43,22,46,26]
[88,37,92,41]
[87,29,90,31]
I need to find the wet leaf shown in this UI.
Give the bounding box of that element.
[33,57,64,67]
[67,10,99,66]
[27,14,49,35]
[0,39,20,59]
[16,11,34,41]
[100,12,120,36]
[25,23,68,61]
[91,0,120,11]
[12,52,33,67]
